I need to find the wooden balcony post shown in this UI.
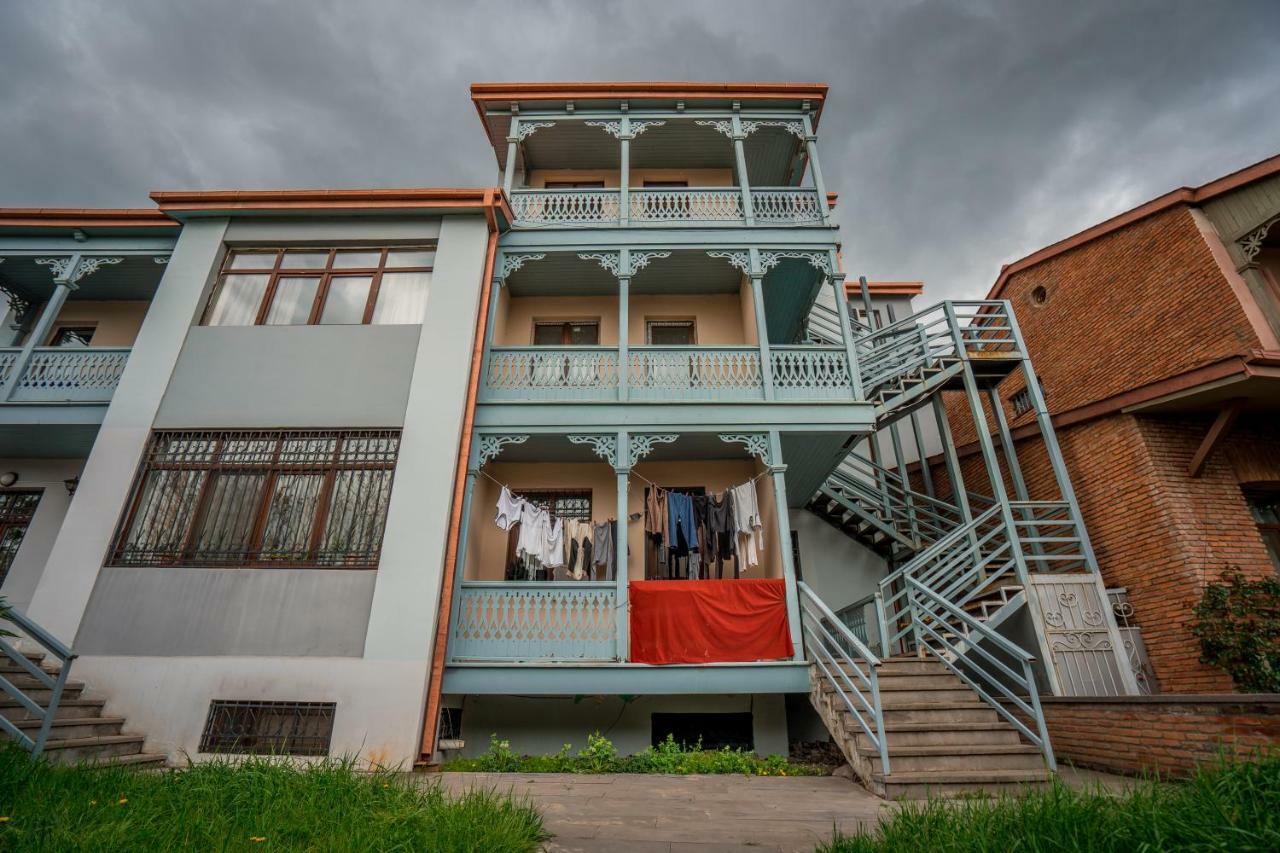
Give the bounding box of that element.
[502,116,519,196]
[767,431,805,660]
[747,248,774,401]
[800,112,831,226]
[478,258,504,396]
[731,107,756,226]
[618,249,630,402]
[1,254,79,401]
[619,110,631,227]
[614,430,630,661]
[828,251,862,398]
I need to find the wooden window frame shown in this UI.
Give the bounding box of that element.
[110,429,400,570]
[203,247,435,328]
[45,323,99,347]
[531,319,601,346]
[543,181,607,189]
[645,318,697,345]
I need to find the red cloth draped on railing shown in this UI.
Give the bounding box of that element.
[629,579,792,665]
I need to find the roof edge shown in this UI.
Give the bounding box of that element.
[845,280,925,297]
[150,187,512,227]
[988,151,1280,299]
[0,208,178,229]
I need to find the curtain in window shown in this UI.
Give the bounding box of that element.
[372,272,430,324]
[207,275,269,326]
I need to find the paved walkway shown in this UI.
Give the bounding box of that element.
[437,772,886,852]
[434,768,1133,852]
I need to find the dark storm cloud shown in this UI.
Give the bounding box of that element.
[1,0,1277,298]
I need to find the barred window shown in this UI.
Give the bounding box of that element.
[204,247,434,327]
[200,700,335,756]
[0,490,41,586]
[111,429,400,569]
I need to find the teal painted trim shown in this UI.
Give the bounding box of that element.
[442,661,811,695]
[0,404,108,424]
[497,228,839,251]
[801,113,831,226]
[768,430,804,660]
[615,429,630,659]
[473,402,875,429]
[0,240,176,253]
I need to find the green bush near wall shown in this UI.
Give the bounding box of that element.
[1192,570,1280,693]
[442,732,827,776]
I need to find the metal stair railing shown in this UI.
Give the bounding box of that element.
[803,299,870,346]
[1009,501,1091,573]
[875,504,1014,657]
[832,454,964,544]
[906,576,1056,770]
[798,581,890,776]
[0,607,77,758]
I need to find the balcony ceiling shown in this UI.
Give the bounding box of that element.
[483,431,766,465]
[505,251,743,297]
[0,255,165,302]
[517,121,801,186]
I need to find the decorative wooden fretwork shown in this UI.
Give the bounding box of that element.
[718,433,771,464]
[629,434,678,463]
[477,434,530,468]
[567,434,618,467]
[450,583,618,661]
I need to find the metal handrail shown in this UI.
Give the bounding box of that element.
[797,582,890,776]
[0,606,77,758]
[906,577,1056,770]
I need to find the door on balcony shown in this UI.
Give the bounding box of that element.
[645,320,698,389]
[531,321,600,387]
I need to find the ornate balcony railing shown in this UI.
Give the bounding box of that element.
[628,346,763,401]
[449,582,618,662]
[482,344,859,403]
[0,347,130,403]
[751,189,825,223]
[508,187,825,227]
[484,347,620,401]
[770,346,854,400]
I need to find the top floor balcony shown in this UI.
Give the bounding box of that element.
[481,95,835,230]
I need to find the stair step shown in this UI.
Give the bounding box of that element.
[0,682,86,704]
[880,705,999,724]
[9,715,126,740]
[856,723,1025,749]
[881,769,1052,800]
[867,744,1047,773]
[879,688,984,705]
[0,697,106,722]
[874,674,965,689]
[41,733,146,764]
[80,752,168,770]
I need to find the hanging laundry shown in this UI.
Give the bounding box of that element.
[515,502,546,562]
[565,519,593,580]
[730,480,763,568]
[544,516,565,568]
[591,521,614,580]
[666,491,700,558]
[495,485,523,531]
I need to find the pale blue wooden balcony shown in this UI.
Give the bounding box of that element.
[508,187,826,228]
[0,347,130,403]
[481,343,854,403]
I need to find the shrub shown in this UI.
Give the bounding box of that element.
[1192,569,1280,692]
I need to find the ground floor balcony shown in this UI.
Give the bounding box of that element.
[443,428,852,692]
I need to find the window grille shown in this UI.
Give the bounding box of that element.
[110,429,400,569]
[1010,387,1033,416]
[200,700,335,756]
[519,489,592,520]
[0,490,40,586]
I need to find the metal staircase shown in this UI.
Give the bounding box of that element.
[795,290,1138,795]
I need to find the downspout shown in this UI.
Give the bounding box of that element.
[418,195,501,765]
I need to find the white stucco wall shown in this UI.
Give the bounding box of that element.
[0,459,83,613]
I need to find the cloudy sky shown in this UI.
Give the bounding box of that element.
[2,1,1278,299]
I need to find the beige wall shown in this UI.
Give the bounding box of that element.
[526,168,735,188]
[495,293,754,346]
[36,300,149,347]
[464,459,782,582]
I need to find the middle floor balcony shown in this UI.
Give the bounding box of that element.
[475,247,872,431]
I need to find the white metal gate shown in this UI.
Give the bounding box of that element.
[1028,575,1134,696]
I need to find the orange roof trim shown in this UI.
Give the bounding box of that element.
[989,151,1280,299]
[845,280,925,297]
[470,81,827,107]
[0,208,177,229]
[150,187,513,229]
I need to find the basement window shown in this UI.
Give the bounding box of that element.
[200,700,336,756]
[651,712,753,751]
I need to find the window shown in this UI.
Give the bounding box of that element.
[646,320,696,345]
[0,491,40,586]
[651,712,753,751]
[111,429,400,569]
[532,321,600,346]
[1010,388,1033,416]
[544,181,606,189]
[200,700,335,756]
[847,303,884,330]
[203,248,433,327]
[1245,489,1280,573]
[1030,285,1050,306]
[642,180,689,188]
[47,326,96,347]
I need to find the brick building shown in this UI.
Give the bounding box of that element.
[936,154,1280,694]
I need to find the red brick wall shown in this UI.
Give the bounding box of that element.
[1025,696,1280,777]
[931,412,1280,693]
[947,204,1261,449]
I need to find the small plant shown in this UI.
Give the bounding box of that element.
[1192,569,1280,692]
[577,732,619,772]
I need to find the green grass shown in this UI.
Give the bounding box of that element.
[819,754,1280,853]
[441,732,827,776]
[0,745,546,852]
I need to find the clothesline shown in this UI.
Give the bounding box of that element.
[478,466,767,506]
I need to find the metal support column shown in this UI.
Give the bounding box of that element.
[800,113,832,226]
[828,249,862,399]
[615,430,631,661]
[619,111,631,227]
[618,249,630,402]
[986,385,1030,502]
[748,248,774,401]
[731,107,756,226]
[768,430,805,660]
[1,254,79,401]
[931,395,973,524]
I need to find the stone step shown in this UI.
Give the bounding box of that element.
[878,686,977,704]
[881,769,1052,800]
[874,673,966,690]
[79,751,168,770]
[880,703,999,725]
[41,733,147,764]
[0,681,86,704]
[10,715,126,741]
[875,659,951,676]
[866,744,1047,774]
[856,721,1025,749]
[0,697,106,723]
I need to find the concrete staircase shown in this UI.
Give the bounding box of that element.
[1,650,165,768]
[811,655,1052,799]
